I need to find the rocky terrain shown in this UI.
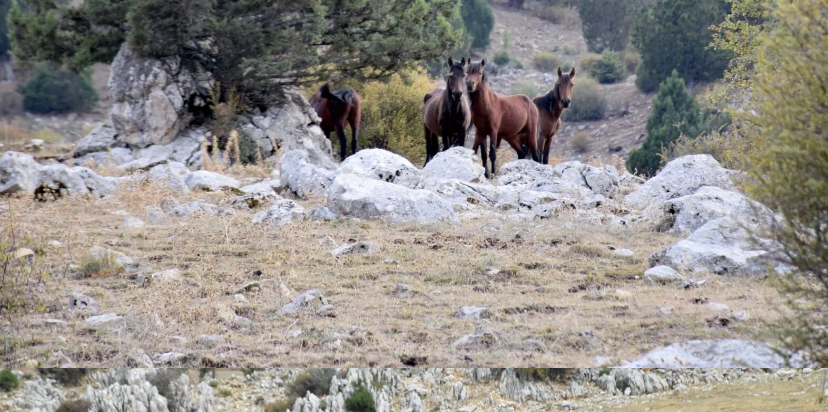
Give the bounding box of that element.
[1,368,825,412]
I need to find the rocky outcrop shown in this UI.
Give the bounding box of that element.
[657,185,772,235]
[252,198,306,228]
[420,147,487,183]
[623,339,809,368]
[0,151,41,195]
[625,155,737,210]
[281,150,336,199]
[337,149,421,187]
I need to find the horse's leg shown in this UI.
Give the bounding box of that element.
[476,130,489,178]
[350,122,359,157]
[527,117,540,163]
[543,134,552,165]
[442,134,450,152]
[335,124,348,160]
[489,135,498,176]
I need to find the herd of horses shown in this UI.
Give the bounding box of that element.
[309,58,576,177]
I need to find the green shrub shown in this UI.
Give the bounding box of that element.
[147,369,185,403]
[493,51,510,66]
[0,369,19,392]
[532,53,562,72]
[563,77,606,121]
[287,369,335,398]
[462,0,495,49]
[626,70,703,176]
[632,0,731,93]
[589,51,627,84]
[578,0,641,53]
[514,368,574,382]
[622,51,640,73]
[264,398,296,412]
[510,80,541,98]
[571,131,590,152]
[578,53,601,74]
[56,399,92,412]
[0,0,10,58]
[22,63,98,114]
[344,383,376,412]
[0,89,23,116]
[535,5,579,27]
[38,369,88,387]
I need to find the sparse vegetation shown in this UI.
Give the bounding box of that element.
[577,53,601,74]
[56,399,92,412]
[38,369,88,387]
[265,398,296,412]
[0,369,19,392]
[287,369,336,398]
[563,77,606,121]
[147,369,185,404]
[22,63,98,114]
[571,131,590,152]
[532,52,563,72]
[345,383,376,412]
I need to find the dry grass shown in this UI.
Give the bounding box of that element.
[571,131,591,153]
[0,181,788,368]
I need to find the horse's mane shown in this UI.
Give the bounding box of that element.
[467,62,484,75]
[331,88,357,105]
[537,75,569,112]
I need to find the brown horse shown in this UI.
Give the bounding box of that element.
[309,83,362,160]
[423,57,472,165]
[533,67,576,164]
[466,59,539,178]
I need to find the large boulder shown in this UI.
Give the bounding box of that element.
[649,217,783,277]
[37,165,117,199]
[184,171,241,192]
[72,123,123,157]
[258,88,336,169]
[252,198,306,228]
[657,186,773,235]
[280,150,336,199]
[496,160,556,187]
[421,147,487,183]
[623,339,809,368]
[337,149,421,187]
[327,173,458,224]
[74,148,135,168]
[108,43,213,148]
[147,162,191,195]
[0,151,41,195]
[625,155,737,210]
[553,161,620,199]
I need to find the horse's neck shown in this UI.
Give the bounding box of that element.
[545,87,563,114]
[471,83,496,113]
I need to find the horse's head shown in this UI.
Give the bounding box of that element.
[556,67,576,108]
[446,57,467,102]
[466,59,486,94]
[320,83,347,118]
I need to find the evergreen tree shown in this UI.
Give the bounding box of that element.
[626,70,702,176]
[9,0,462,105]
[578,0,641,53]
[344,383,376,412]
[461,0,494,49]
[632,0,731,92]
[0,0,11,57]
[22,62,98,113]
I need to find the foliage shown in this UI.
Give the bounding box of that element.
[511,80,541,98]
[0,89,23,116]
[534,4,579,28]
[626,70,703,176]
[10,0,462,106]
[532,53,562,73]
[344,383,376,412]
[578,0,642,53]
[743,0,828,367]
[351,69,435,165]
[588,51,626,84]
[38,369,88,386]
[493,51,510,66]
[147,369,185,405]
[265,398,296,412]
[632,0,731,92]
[22,62,98,114]
[287,369,336,398]
[514,368,574,382]
[563,77,606,121]
[571,131,590,152]
[664,129,747,170]
[462,0,494,49]
[56,399,92,412]
[0,369,19,392]
[622,51,640,73]
[0,0,11,57]
[577,53,600,74]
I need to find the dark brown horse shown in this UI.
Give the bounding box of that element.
[309,83,362,160]
[533,67,576,164]
[423,57,472,165]
[466,59,539,178]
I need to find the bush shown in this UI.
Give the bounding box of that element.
[622,51,640,74]
[578,53,601,74]
[287,369,335,398]
[56,399,92,412]
[22,63,98,114]
[344,383,376,412]
[38,369,88,387]
[532,53,562,72]
[0,0,10,58]
[462,0,495,49]
[664,130,745,170]
[265,398,296,412]
[563,77,606,121]
[0,89,23,116]
[626,70,703,176]
[493,51,510,66]
[514,368,574,382]
[147,369,185,403]
[0,369,19,392]
[354,70,435,165]
[589,51,627,84]
[571,131,590,152]
[632,0,731,93]
[578,0,641,53]
[535,5,579,27]
[510,81,541,98]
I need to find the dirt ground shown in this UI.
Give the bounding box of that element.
[1,181,787,368]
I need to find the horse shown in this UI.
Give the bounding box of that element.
[465,59,540,178]
[423,57,472,166]
[533,67,576,164]
[309,83,362,160]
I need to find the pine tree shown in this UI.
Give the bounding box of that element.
[0,0,11,57]
[626,70,702,176]
[632,0,731,92]
[578,0,641,53]
[461,0,494,49]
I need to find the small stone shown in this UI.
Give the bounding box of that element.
[231,315,254,328]
[122,216,146,229]
[608,246,634,257]
[198,335,224,347]
[12,248,34,259]
[593,356,612,367]
[456,306,490,320]
[624,387,631,396]
[707,302,729,312]
[154,352,187,364]
[644,266,684,283]
[169,336,188,345]
[68,292,100,312]
[318,235,337,247]
[484,266,501,276]
[151,268,182,283]
[43,319,68,328]
[317,304,336,317]
[280,289,321,314]
[85,313,124,327]
[47,240,63,248]
[733,310,749,321]
[659,306,673,316]
[331,242,378,257]
[128,349,153,367]
[392,283,412,295]
[384,259,396,265]
[229,281,261,295]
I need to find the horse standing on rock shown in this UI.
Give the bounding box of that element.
[309,83,362,160]
[465,59,540,178]
[423,57,472,166]
[533,67,576,164]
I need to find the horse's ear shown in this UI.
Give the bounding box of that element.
[461,57,466,66]
[557,67,563,77]
[320,83,333,98]
[570,67,576,77]
[481,59,486,67]
[448,57,454,67]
